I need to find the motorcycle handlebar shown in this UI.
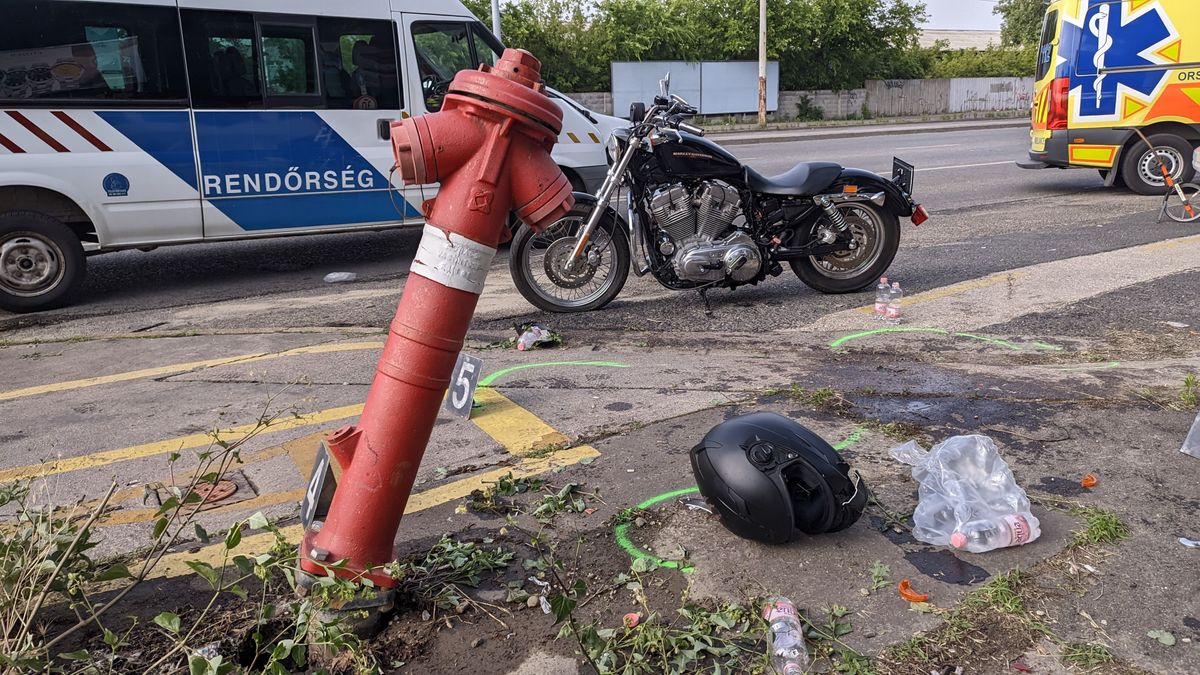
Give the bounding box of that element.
[677,121,704,136]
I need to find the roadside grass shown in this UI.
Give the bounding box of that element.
[1181,373,1199,409]
[1070,507,1129,548]
[1062,642,1114,667]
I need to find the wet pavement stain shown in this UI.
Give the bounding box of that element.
[904,548,990,586]
[605,402,633,411]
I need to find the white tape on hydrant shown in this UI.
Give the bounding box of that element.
[411,224,497,295]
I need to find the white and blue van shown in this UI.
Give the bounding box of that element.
[0,0,623,311]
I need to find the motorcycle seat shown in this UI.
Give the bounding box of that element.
[745,162,843,197]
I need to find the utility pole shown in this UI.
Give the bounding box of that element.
[757,0,766,128]
[492,0,502,40]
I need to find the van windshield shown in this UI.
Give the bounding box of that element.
[411,21,500,111]
[1036,9,1059,81]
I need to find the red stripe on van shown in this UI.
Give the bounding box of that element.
[0,132,23,153]
[52,111,113,151]
[6,111,69,152]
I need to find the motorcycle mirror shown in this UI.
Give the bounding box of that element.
[629,101,646,122]
[659,72,670,97]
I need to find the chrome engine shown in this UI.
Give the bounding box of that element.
[647,180,761,283]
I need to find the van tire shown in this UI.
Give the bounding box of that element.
[0,211,86,313]
[1121,134,1195,195]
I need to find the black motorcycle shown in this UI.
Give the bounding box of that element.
[510,76,928,313]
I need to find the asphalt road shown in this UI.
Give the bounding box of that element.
[0,123,1175,339]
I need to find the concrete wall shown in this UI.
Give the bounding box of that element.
[566,77,1034,121]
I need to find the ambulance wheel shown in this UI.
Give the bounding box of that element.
[0,211,86,313]
[1121,134,1195,196]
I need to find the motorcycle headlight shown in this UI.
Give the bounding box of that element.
[606,132,622,164]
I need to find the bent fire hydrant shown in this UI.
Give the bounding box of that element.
[297,49,573,631]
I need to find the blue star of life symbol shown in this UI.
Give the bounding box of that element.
[1062,0,1175,119]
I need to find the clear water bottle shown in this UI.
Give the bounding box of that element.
[950,513,1040,553]
[873,276,890,320]
[885,282,903,325]
[763,597,809,674]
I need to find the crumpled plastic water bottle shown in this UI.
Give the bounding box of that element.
[763,597,810,674]
[891,435,1040,553]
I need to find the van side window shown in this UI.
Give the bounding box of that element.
[317,18,401,110]
[181,10,263,108]
[470,24,501,69]
[412,22,475,112]
[261,23,319,101]
[1036,10,1059,82]
[0,0,186,105]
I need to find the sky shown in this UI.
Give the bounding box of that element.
[922,0,1004,31]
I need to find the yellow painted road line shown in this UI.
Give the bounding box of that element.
[0,404,365,483]
[0,341,383,403]
[148,447,601,579]
[472,388,570,455]
[98,488,308,527]
[852,271,1027,315]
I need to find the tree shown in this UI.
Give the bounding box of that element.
[463,0,927,92]
[994,0,1046,47]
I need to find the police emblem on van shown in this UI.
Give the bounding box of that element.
[103,173,130,197]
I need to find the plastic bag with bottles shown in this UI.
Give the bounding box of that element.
[890,435,1040,553]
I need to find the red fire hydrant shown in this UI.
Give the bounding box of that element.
[297,49,573,626]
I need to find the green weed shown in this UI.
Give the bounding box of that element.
[1062,642,1114,667]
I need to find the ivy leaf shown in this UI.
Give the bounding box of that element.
[1147,630,1176,646]
[186,560,220,589]
[224,524,242,550]
[550,593,577,625]
[59,650,92,661]
[248,512,270,530]
[194,524,210,544]
[631,557,655,573]
[153,611,181,634]
[94,563,132,582]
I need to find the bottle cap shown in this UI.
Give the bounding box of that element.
[950,532,967,549]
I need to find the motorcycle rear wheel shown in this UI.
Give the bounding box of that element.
[790,202,900,294]
[509,204,631,313]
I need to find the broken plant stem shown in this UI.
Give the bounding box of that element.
[13,480,117,651]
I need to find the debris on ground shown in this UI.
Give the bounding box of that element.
[1179,537,1200,548]
[892,435,1040,552]
[323,272,358,283]
[1080,473,1099,489]
[516,322,562,350]
[1181,411,1200,459]
[897,578,930,603]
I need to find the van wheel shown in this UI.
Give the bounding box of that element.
[0,211,86,313]
[1121,134,1195,195]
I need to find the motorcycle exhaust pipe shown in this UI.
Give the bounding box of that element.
[818,191,886,207]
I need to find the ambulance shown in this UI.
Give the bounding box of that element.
[0,0,624,312]
[1021,0,1200,195]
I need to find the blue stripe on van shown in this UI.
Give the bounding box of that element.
[214,190,417,230]
[97,111,198,189]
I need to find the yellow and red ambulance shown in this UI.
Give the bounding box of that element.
[1021,0,1200,194]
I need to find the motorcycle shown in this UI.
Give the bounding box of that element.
[509,74,929,313]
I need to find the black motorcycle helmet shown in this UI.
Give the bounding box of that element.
[690,412,868,544]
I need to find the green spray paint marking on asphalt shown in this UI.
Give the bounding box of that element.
[828,327,1055,352]
[614,428,866,571]
[477,361,629,387]
[833,427,865,451]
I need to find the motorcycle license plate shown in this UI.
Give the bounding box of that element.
[892,157,915,196]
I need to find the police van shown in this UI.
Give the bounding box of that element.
[0,0,623,312]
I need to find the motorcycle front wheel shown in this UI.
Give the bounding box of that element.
[790,202,900,294]
[509,204,631,313]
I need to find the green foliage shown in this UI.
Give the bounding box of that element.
[868,561,890,591]
[794,94,825,122]
[1062,642,1114,666]
[995,0,1047,47]
[1180,372,1198,409]
[465,0,928,91]
[927,44,1038,79]
[386,535,514,612]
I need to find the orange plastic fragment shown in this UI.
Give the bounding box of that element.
[1081,473,1099,489]
[898,579,929,603]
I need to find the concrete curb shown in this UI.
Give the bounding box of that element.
[709,119,1029,146]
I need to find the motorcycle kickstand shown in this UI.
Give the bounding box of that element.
[699,287,714,317]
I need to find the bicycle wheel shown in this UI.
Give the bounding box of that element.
[1164,183,1200,223]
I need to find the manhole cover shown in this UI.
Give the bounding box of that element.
[193,480,238,504]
